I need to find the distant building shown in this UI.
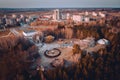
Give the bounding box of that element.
[53,9,60,20]
[72,15,83,22]
[25,18,30,24]
[5,18,11,25]
[74,37,95,50]
[22,30,38,38]
[92,12,97,16]
[84,17,90,22]
[11,18,17,25]
[85,11,89,16]
[12,14,17,18]
[61,13,66,20]
[1,18,6,25]
[3,15,7,18]
[44,15,52,19]
[20,14,24,19]
[97,39,109,45]
[99,12,105,18]
[66,13,71,20]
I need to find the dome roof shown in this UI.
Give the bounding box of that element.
[97,39,109,45]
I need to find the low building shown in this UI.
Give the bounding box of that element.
[85,11,89,16]
[61,13,67,20]
[43,15,52,19]
[12,14,17,18]
[66,13,71,20]
[97,39,109,45]
[84,17,90,22]
[72,15,83,22]
[92,12,97,16]
[99,12,106,18]
[22,30,38,38]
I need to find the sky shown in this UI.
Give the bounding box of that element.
[0,0,120,8]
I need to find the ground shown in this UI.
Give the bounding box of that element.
[35,39,106,69]
[36,40,74,69]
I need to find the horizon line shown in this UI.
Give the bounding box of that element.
[0,7,120,9]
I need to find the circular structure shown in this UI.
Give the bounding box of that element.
[44,48,61,58]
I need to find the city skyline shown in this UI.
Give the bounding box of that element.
[0,0,120,8]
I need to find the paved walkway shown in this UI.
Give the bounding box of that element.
[0,32,12,38]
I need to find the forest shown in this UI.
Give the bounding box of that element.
[0,36,39,80]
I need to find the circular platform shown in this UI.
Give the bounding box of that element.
[44,48,61,58]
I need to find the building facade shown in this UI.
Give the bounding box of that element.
[53,9,60,20]
[72,15,83,22]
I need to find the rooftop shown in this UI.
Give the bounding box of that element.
[23,30,36,33]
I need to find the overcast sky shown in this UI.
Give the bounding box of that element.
[0,0,120,8]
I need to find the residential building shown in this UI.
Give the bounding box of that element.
[53,9,60,20]
[72,15,83,22]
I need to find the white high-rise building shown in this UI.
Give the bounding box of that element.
[67,13,70,20]
[53,9,60,20]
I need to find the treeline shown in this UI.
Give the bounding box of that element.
[0,36,39,80]
[30,20,58,26]
[43,24,106,40]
